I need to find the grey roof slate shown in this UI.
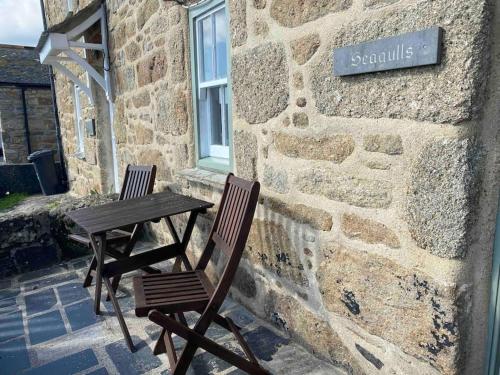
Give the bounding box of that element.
[0,45,50,86]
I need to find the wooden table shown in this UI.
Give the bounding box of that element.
[67,191,213,351]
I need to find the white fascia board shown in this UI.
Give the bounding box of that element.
[39,33,69,64]
[37,5,111,106]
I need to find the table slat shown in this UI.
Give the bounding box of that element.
[67,191,213,234]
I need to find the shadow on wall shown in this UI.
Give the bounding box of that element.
[144,182,314,284]
[140,182,314,307]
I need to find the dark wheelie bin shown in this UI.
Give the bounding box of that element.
[28,149,59,195]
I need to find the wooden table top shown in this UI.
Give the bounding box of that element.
[67,191,213,235]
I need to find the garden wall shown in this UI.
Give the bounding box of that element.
[0,194,114,278]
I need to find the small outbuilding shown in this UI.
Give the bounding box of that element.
[0,44,56,163]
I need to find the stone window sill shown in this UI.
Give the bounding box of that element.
[177,168,227,189]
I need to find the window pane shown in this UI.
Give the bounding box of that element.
[198,89,209,157]
[223,88,229,146]
[214,9,227,79]
[209,87,222,145]
[200,16,214,82]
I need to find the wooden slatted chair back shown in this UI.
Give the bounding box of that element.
[119,165,157,200]
[196,173,260,309]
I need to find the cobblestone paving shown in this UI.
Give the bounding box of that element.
[0,250,345,375]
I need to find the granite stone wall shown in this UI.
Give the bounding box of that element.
[0,87,57,164]
[42,0,500,374]
[0,194,115,277]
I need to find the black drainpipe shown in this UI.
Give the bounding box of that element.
[39,0,68,189]
[20,87,32,156]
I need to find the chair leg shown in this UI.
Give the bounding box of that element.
[153,318,179,369]
[106,274,122,301]
[149,311,270,375]
[174,331,269,375]
[173,342,198,375]
[83,256,97,288]
[165,314,179,368]
[177,312,189,327]
[195,309,239,332]
[154,328,167,355]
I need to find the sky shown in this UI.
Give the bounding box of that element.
[0,0,44,47]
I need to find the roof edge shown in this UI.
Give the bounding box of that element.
[36,0,104,52]
[0,44,36,50]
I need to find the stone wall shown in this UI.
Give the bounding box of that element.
[49,44,110,194]
[42,0,500,374]
[0,87,57,164]
[25,89,59,158]
[0,87,26,163]
[0,194,115,277]
[45,0,191,195]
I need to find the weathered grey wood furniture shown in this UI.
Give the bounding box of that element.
[66,189,213,351]
[133,174,269,374]
[69,164,157,296]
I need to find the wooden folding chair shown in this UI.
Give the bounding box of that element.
[133,174,269,374]
[69,164,157,295]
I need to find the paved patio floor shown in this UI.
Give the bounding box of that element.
[0,249,345,374]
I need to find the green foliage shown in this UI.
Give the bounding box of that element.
[45,201,60,210]
[0,193,28,211]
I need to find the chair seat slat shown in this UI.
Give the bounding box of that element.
[146,294,209,305]
[143,281,202,291]
[196,270,215,295]
[143,275,198,284]
[142,271,197,280]
[144,288,208,300]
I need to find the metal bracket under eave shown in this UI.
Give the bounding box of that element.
[38,5,111,105]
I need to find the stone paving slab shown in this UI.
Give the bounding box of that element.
[25,289,57,315]
[0,249,346,375]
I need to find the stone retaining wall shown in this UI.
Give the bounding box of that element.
[42,0,500,374]
[0,194,115,278]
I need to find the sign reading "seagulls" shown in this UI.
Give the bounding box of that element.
[333,27,442,76]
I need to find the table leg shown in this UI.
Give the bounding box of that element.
[83,255,97,288]
[178,211,200,271]
[164,217,183,272]
[172,257,183,272]
[103,276,135,352]
[90,234,105,315]
[162,210,204,272]
[165,216,181,244]
[107,224,143,301]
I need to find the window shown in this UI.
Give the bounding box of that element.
[191,0,232,170]
[73,84,85,157]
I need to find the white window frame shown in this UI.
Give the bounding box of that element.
[72,36,89,159]
[73,84,85,158]
[194,3,230,162]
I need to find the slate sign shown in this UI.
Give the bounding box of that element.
[333,27,442,76]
